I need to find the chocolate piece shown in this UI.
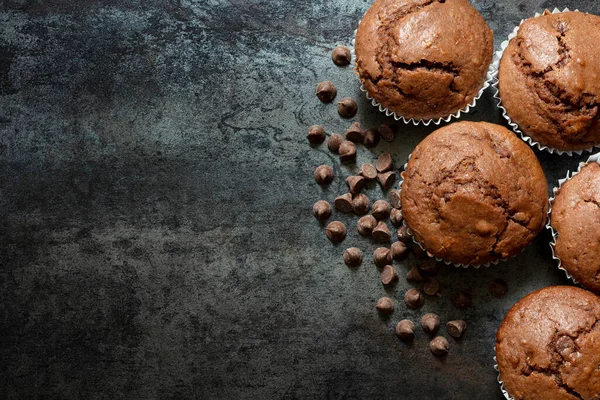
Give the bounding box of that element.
[412,245,428,259]
[389,189,401,209]
[360,163,377,180]
[421,313,441,334]
[337,97,358,119]
[331,46,351,66]
[343,247,363,267]
[363,128,380,147]
[404,288,425,309]
[371,200,391,220]
[339,140,357,162]
[345,122,364,143]
[396,320,415,341]
[419,258,440,275]
[489,279,508,298]
[352,194,370,215]
[307,125,326,144]
[380,265,398,286]
[357,215,377,236]
[377,172,396,190]
[429,336,449,357]
[312,200,331,221]
[446,320,467,339]
[372,221,391,243]
[397,226,411,243]
[376,153,393,173]
[406,266,426,282]
[346,175,365,194]
[390,208,403,227]
[334,193,353,213]
[316,81,337,103]
[376,297,394,315]
[453,290,472,309]
[327,133,344,153]
[379,124,395,142]
[326,221,346,243]
[314,165,334,185]
[391,241,408,261]
[373,247,392,267]
[424,278,441,296]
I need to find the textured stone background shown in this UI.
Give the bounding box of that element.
[0,1,598,399]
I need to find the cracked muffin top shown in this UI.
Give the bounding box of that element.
[551,162,600,293]
[499,11,600,151]
[354,0,493,121]
[400,121,548,265]
[496,286,600,400]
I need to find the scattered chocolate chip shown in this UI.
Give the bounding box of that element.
[377,172,396,190]
[363,128,380,147]
[404,288,425,309]
[345,122,364,143]
[331,46,351,66]
[396,319,415,341]
[380,265,398,286]
[314,165,334,185]
[343,247,363,267]
[446,320,467,339]
[453,290,472,309]
[376,297,394,316]
[424,278,441,296]
[421,313,441,335]
[489,279,508,298]
[326,221,346,243]
[419,258,440,276]
[397,226,411,243]
[357,215,377,236]
[406,266,426,282]
[379,124,395,142]
[360,163,378,180]
[312,200,331,221]
[372,221,391,243]
[412,244,428,259]
[371,200,391,220]
[346,175,365,194]
[390,208,403,227]
[376,153,393,173]
[327,133,344,153]
[373,247,392,267]
[337,97,358,119]
[352,194,370,215]
[316,81,337,103]
[339,140,357,162]
[307,125,326,144]
[429,336,449,357]
[391,241,408,261]
[388,189,401,209]
[334,193,353,213]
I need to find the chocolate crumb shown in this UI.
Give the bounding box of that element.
[327,133,344,153]
[334,193,353,213]
[307,125,326,144]
[352,194,370,215]
[363,128,380,147]
[337,97,358,119]
[429,336,449,357]
[421,313,441,334]
[312,200,331,221]
[404,288,425,309]
[380,265,398,286]
[331,46,351,66]
[373,247,392,267]
[343,247,363,267]
[314,165,334,185]
[376,297,394,316]
[446,320,467,339]
[326,221,346,243]
[489,279,508,298]
[360,163,378,180]
[357,215,377,236]
[316,81,337,103]
[453,290,472,309]
[396,320,415,341]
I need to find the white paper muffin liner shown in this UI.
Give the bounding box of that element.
[494,352,514,400]
[547,152,600,286]
[491,8,600,156]
[350,19,494,126]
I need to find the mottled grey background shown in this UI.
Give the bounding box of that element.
[0,1,597,399]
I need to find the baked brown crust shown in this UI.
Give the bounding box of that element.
[551,162,600,293]
[496,286,600,400]
[499,11,600,151]
[400,121,548,265]
[354,0,493,121]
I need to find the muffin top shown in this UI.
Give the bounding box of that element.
[499,11,600,151]
[496,286,600,400]
[551,162,600,293]
[354,0,493,121]
[400,121,548,265]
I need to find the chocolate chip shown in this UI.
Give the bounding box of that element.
[357,215,377,236]
[397,226,411,243]
[391,241,408,261]
[377,172,396,190]
[424,278,440,296]
[327,133,344,153]
[326,221,346,243]
[343,247,363,267]
[453,290,472,309]
[334,193,353,213]
[379,124,395,142]
[373,247,392,267]
[380,265,398,286]
[412,245,428,259]
[352,194,370,215]
[390,208,403,227]
[388,189,401,209]
[376,153,393,173]
[314,165,334,185]
[371,200,390,220]
[363,128,380,147]
[346,175,365,194]
[312,200,331,221]
[337,97,357,119]
[306,125,326,144]
[316,81,337,103]
[376,297,394,316]
[339,140,357,162]
[446,320,467,339]
[406,266,426,282]
[331,46,351,66]
[421,313,441,335]
[396,320,415,341]
[489,279,508,298]
[429,336,449,357]
[555,336,576,358]
[404,288,425,309]
[372,221,391,243]
[345,122,364,143]
[419,258,440,275]
[360,163,377,180]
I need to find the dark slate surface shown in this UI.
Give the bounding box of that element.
[0,1,598,399]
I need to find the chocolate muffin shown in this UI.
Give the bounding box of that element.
[496,286,600,400]
[550,162,600,293]
[354,0,493,121]
[400,121,548,266]
[498,11,600,152]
